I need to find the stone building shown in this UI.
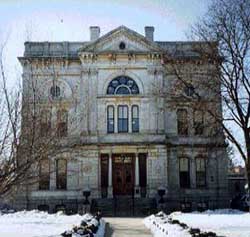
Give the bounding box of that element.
[18,26,229,214]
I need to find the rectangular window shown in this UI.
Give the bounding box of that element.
[118,105,128,133]
[194,110,204,135]
[57,110,68,137]
[196,158,206,188]
[56,159,67,190]
[107,106,114,133]
[177,109,188,136]
[39,159,50,190]
[179,157,190,188]
[132,105,139,132]
[40,110,51,137]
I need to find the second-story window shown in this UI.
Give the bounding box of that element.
[40,110,51,137]
[177,109,188,136]
[107,105,114,133]
[118,105,128,133]
[132,105,139,132]
[57,109,68,137]
[194,109,204,135]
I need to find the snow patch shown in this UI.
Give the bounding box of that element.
[171,209,250,237]
[144,209,250,237]
[143,212,190,237]
[0,210,105,237]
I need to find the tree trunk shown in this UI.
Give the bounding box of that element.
[245,133,250,192]
[244,133,250,212]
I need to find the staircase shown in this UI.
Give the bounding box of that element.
[91,197,157,217]
[91,198,114,217]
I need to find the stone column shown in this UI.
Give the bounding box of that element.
[134,153,140,197]
[108,153,113,198]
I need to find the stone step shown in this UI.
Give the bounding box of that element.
[91,197,157,217]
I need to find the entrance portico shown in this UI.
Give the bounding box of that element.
[101,151,147,198]
[112,154,134,195]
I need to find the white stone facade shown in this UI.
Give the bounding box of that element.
[17,26,229,213]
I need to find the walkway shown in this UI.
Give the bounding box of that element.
[104,217,153,237]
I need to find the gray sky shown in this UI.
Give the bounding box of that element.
[0,0,209,74]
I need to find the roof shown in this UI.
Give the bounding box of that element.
[21,26,213,59]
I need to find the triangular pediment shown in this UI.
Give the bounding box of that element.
[79,26,163,54]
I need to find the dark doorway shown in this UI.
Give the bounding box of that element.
[139,153,147,197]
[101,154,109,198]
[113,154,134,195]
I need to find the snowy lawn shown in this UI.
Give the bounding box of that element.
[144,212,190,237]
[0,210,105,237]
[144,209,250,237]
[171,209,250,237]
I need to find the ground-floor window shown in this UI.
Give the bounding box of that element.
[39,159,50,190]
[196,157,206,188]
[179,157,190,188]
[56,159,67,190]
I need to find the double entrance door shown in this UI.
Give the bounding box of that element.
[113,154,134,196]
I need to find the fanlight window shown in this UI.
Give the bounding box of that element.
[107,76,139,95]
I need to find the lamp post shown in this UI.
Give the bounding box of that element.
[158,187,167,211]
[83,187,91,214]
[158,188,166,204]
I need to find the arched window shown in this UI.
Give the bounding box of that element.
[107,76,139,95]
[177,109,188,135]
[132,105,139,132]
[39,159,50,190]
[118,105,128,132]
[107,105,114,133]
[196,157,206,188]
[56,159,67,190]
[57,109,68,137]
[179,157,190,188]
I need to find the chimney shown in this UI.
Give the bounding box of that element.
[90,26,100,41]
[145,26,154,42]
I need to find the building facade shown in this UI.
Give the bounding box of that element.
[18,26,229,213]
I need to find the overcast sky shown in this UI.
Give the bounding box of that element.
[0,0,209,72]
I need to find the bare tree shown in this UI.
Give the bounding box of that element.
[161,0,250,190]
[0,38,70,199]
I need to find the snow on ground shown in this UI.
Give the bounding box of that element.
[0,210,105,237]
[144,212,190,237]
[171,209,250,237]
[144,209,250,237]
